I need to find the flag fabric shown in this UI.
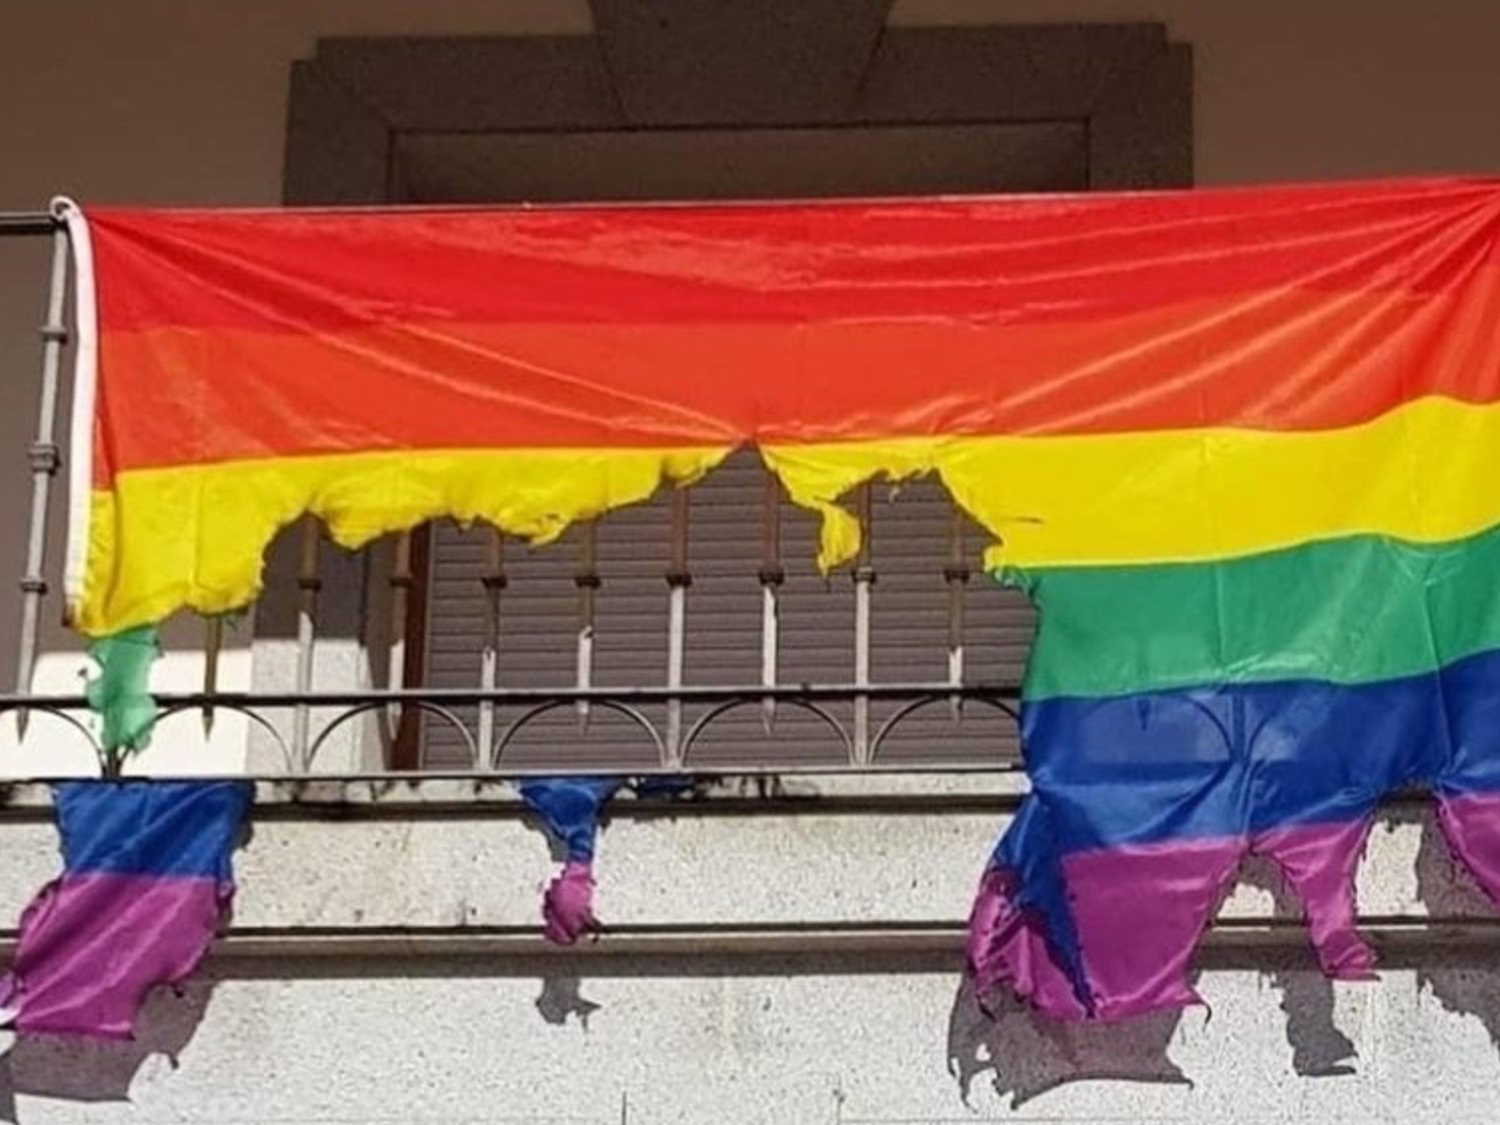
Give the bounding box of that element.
[54,178,1500,1021]
[0,781,252,1039]
[520,777,623,944]
[84,625,159,754]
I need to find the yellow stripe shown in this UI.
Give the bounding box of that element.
[74,395,1500,636]
[75,446,729,636]
[763,394,1500,573]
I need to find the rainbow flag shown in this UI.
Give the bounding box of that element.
[56,178,1500,1019]
[0,782,251,1038]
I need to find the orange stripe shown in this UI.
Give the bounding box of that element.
[94,272,1500,482]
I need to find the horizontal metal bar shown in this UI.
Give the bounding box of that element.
[0,211,59,236]
[2,916,1497,962]
[0,762,1030,789]
[0,681,1022,710]
[0,775,1455,818]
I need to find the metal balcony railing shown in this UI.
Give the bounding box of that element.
[0,208,1026,779]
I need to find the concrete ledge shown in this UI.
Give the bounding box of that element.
[0,776,1489,944]
[0,769,1032,816]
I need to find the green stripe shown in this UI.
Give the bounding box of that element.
[1004,523,1500,702]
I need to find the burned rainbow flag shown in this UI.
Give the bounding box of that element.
[966,531,1500,1020]
[54,177,1500,1020]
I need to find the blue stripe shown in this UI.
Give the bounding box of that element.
[53,781,253,879]
[1020,646,1500,853]
[994,797,1093,1012]
[519,777,623,862]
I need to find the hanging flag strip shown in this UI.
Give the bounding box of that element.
[55,177,1500,1020]
[519,776,698,945]
[520,777,623,945]
[0,781,252,1039]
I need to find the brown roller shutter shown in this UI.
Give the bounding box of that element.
[422,451,1033,769]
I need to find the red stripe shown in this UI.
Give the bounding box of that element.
[90,178,1500,333]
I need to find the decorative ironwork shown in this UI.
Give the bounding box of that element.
[1,682,1022,778]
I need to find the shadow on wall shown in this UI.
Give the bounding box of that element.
[947,810,1500,1107]
[947,976,1189,1107]
[1413,808,1500,1041]
[1238,857,1360,1078]
[0,980,214,1123]
[536,975,601,1027]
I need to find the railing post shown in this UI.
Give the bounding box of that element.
[292,517,322,769]
[665,487,691,767]
[201,615,223,737]
[477,528,505,766]
[759,472,784,734]
[852,483,875,766]
[385,530,413,756]
[13,218,70,741]
[574,521,599,731]
[945,507,970,722]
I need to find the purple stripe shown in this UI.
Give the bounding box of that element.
[0,873,229,1039]
[970,818,1382,1022]
[1252,819,1376,979]
[1062,837,1242,1021]
[541,860,598,946]
[965,867,1089,1021]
